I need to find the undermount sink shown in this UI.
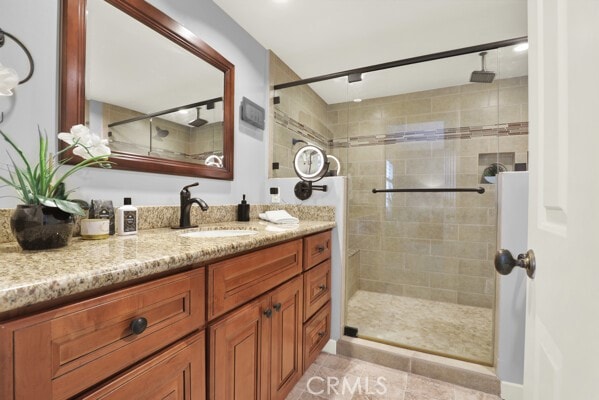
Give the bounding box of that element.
[179,229,258,238]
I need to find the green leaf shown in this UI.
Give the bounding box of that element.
[0,129,35,187]
[6,153,33,204]
[54,198,85,216]
[38,197,57,207]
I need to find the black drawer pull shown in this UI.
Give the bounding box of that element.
[273,303,282,312]
[317,331,326,338]
[318,284,327,291]
[264,308,273,318]
[130,317,148,335]
[316,245,326,253]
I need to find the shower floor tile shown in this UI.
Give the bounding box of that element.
[346,290,493,364]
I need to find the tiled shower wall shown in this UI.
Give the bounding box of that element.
[270,52,333,178]
[269,53,528,308]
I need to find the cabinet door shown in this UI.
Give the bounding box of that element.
[270,277,303,400]
[0,269,205,400]
[80,331,205,400]
[209,298,270,400]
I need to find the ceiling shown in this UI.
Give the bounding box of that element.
[213,0,528,103]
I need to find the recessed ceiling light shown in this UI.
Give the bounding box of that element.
[514,43,529,52]
[353,98,362,103]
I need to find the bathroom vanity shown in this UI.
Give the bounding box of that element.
[0,222,333,400]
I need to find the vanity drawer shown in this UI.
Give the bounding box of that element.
[303,230,331,271]
[208,239,302,320]
[80,331,205,400]
[303,302,330,372]
[2,269,204,400]
[303,259,331,322]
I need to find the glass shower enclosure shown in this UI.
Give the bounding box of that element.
[271,42,528,365]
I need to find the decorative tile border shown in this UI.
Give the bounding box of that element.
[275,108,528,150]
[274,109,330,149]
[330,122,528,148]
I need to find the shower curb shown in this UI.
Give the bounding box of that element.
[337,336,500,395]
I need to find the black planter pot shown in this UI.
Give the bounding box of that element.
[10,205,75,250]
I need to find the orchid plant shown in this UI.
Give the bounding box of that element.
[0,124,112,216]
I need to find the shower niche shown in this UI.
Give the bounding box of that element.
[478,152,514,184]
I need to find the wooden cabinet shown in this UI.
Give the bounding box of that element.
[302,231,332,372]
[0,269,205,400]
[209,296,269,400]
[0,229,333,400]
[303,230,331,271]
[303,259,331,322]
[209,276,303,400]
[269,277,303,400]
[208,239,302,320]
[80,331,205,400]
[303,301,331,371]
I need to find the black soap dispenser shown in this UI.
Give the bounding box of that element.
[237,194,250,221]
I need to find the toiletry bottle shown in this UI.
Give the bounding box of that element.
[117,197,138,235]
[90,200,115,235]
[237,194,250,221]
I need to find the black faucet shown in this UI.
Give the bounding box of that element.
[172,183,209,229]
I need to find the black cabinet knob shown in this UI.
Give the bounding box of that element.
[130,317,148,335]
[318,284,327,291]
[317,331,325,338]
[263,308,272,318]
[316,245,325,253]
[273,303,282,312]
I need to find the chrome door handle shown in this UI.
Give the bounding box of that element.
[495,249,536,279]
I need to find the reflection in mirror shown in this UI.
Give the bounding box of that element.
[61,0,234,179]
[86,0,224,167]
[293,145,328,182]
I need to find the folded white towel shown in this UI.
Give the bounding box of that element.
[259,210,299,224]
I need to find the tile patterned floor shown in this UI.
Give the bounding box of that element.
[286,353,501,400]
[346,291,493,364]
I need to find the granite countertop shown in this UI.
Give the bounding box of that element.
[0,220,335,315]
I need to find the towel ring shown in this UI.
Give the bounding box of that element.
[0,28,35,84]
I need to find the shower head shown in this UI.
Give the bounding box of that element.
[188,107,208,127]
[155,126,169,138]
[292,138,307,146]
[470,52,495,83]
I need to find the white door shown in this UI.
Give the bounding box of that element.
[525,0,599,398]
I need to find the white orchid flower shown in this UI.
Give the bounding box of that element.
[58,124,111,159]
[0,63,19,96]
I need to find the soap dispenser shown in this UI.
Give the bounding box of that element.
[117,197,138,235]
[237,194,250,221]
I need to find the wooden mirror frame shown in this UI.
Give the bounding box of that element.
[60,0,235,179]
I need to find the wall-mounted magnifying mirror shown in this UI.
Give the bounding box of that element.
[293,145,329,200]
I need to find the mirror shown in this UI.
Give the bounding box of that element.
[293,145,329,182]
[60,0,235,179]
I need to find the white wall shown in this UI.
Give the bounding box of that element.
[0,0,269,208]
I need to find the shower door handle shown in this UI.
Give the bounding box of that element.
[494,249,536,279]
